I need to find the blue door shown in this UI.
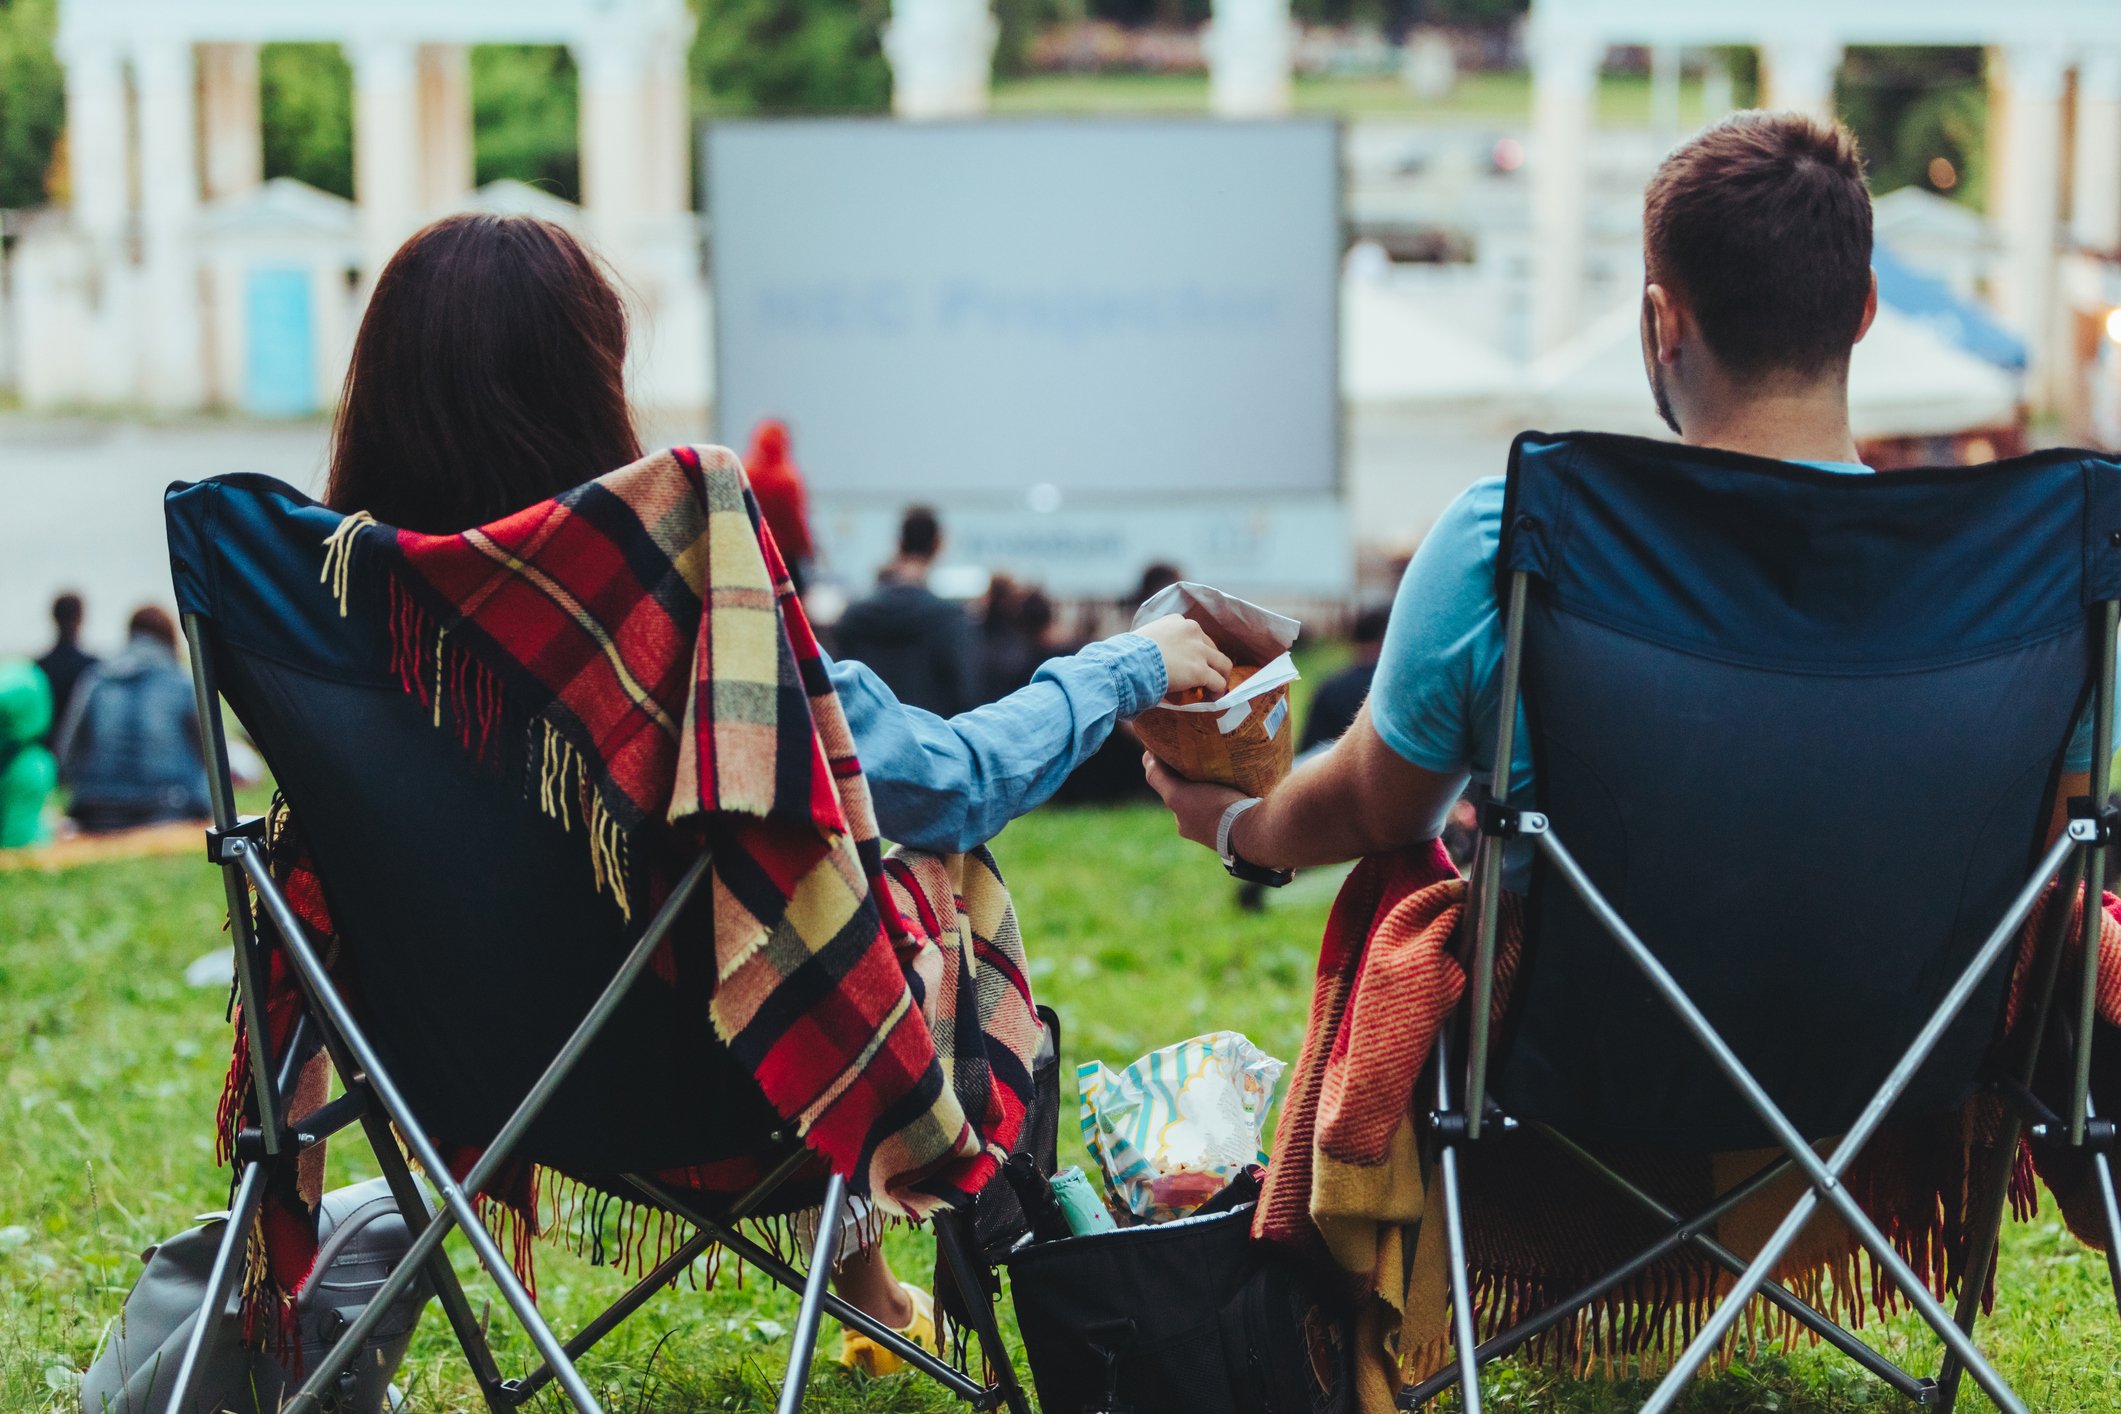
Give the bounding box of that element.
[244,267,317,417]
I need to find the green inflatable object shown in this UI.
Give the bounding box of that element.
[0,660,57,848]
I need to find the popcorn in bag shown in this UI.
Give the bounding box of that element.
[1079,1030,1286,1223]
[1130,583,1302,796]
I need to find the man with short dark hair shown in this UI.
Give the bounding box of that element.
[834,505,979,716]
[35,591,97,750]
[1637,111,1877,444]
[1150,112,2104,879]
[898,506,941,563]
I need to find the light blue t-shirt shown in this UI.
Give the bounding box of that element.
[1370,464,2104,883]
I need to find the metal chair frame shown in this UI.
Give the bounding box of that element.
[165,612,1033,1414]
[1404,574,2121,1414]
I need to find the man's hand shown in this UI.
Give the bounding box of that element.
[1133,614,1233,701]
[1143,752,1246,853]
[1145,704,1470,873]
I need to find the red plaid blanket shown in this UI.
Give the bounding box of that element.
[223,446,1039,1342]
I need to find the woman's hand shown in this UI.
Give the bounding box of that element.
[1143,752,1247,853]
[1133,614,1233,701]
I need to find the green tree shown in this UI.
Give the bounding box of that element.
[691,0,891,115]
[260,42,353,198]
[472,45,580,201]
[995,0,1062,78]
[0,0,62,210]
[1836,46,1987,207]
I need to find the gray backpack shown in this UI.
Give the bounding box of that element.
[82,1178,429,1414]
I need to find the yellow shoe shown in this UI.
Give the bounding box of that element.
[839,1282,936,1377]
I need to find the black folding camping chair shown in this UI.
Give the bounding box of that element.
[1405,433,2121,1413]
[157,473,1040,1414]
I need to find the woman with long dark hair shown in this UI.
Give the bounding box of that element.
[326,213,1228,1368]
[326,214,642,532]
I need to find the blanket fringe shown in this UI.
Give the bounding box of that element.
[319,510,375,617]
[448,1163,883,1302]
[1404,1158,2034,1388]
[378,570,633,918]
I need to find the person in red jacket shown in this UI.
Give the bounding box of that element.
[744,418,817,593]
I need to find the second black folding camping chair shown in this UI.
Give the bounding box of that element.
[157,472,1042,1414]
[1405,433,2121,1413]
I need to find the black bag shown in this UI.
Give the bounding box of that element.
[1004,1200,1352,1414]
[935,1006,1064,1338]
[968,1004,1064,1258]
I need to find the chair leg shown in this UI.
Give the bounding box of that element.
[2091,1141,2121,1315]
[935,1209,1034,1414]
[161,1161,266,1414]
[1935,1118,2025,1414]
[1436,1139,1484,1414]
[1528,1130,1938,1405]
[243,847,613,1414]
[776,1172,849,1414]
[363,1116,515,1414]
[1428,1028,1484,1414]
[632,1177,994,1404]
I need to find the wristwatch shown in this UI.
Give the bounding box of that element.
[1217,797,1294,888]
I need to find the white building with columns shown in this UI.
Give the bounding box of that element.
[23,0,703,416]
[1524,0,2121,413]
[15,0,1302,416]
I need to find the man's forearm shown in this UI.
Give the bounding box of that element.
[1231,748,1404,870]
[1146,705,1466,869]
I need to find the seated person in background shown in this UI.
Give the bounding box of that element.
[55,607,211,834]
[1148,114,2108,888]
[834,507,979,717]
[1297,605,1390,756]
[37,591,98,749]
[321,210,1230,1365]
[0,660,58,848]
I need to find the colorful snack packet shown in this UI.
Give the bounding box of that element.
[1079,1031,1286,1224]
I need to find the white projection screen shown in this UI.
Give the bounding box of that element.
[706,120,1349,596]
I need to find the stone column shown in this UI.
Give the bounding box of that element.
[1649,43,1682,134]
[352,38,422,278]
[1205,0,1293,118]
[1761,33,1840,120]
[61,37,128,248]
[642,44,693,216]
[883,0,996,120]
[2074,47,2121,254]
[417,43,475,213]
[198,42,262,203]
[1994,42,2067,408]
[1702,59,1735,122]
[135,39,205,409]
[575,34,649,240]
[1529,28,1599,355]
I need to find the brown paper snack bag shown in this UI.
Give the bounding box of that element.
[1130,583,1302,796]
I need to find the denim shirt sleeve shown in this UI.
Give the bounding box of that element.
[827,632,1166,852]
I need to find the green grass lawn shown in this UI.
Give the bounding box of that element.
[991,70,1717,127]
[5,802,2120,1411]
